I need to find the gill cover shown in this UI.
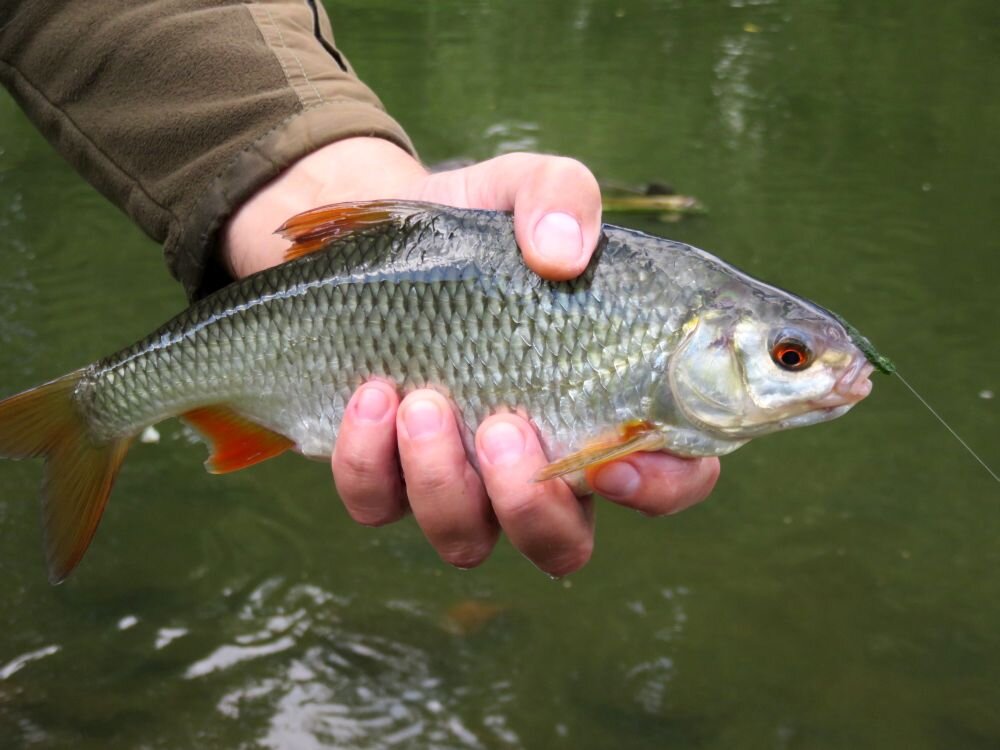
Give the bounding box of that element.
[669,311,857,438]
[669,312,747,431]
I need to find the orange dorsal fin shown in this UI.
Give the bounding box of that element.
[534,423,665,483]
[277,200,429,261]
[180,406,293,474]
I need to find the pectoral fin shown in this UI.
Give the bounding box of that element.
[534,428,666,483]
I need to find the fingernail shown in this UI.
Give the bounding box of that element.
[355,386,390,423]
[532,212,583,265]
[402,398,442,438]
[480,421,525,466]
[592,462,641,499]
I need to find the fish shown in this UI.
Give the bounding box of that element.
[0,200,888,583]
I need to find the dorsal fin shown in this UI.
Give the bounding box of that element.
[277,200,431,261]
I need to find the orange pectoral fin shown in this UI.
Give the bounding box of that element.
[277,200,429,261]
[180,406,294,474]
[533,427,666,483]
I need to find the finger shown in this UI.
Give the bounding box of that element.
[397,390,498,569]
[476,414,595,577]
[332,381,407,526]
[451,153,603,281]
[586,454,721,517]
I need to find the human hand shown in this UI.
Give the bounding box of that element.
[224,137,720,576]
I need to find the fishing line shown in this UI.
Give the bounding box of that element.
[894,370,998,483]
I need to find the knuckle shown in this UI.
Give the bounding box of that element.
[332,451,406,527]
[547,154,583,173]
[401,435,470,501]
[332,470,404,524]
[333,448,384,483]
[547,156,598,186]
[407,461,457,499]
[498,487,546,524]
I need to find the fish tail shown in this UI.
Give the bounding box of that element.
[0,371,131,584]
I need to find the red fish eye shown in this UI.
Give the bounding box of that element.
[771,339,812,371]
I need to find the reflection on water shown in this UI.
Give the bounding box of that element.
[0,646,61,681]
[185,579,522,749]
[229,637,499,748]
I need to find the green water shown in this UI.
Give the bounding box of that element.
[1,1,998,747]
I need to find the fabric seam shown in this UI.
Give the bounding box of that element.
[255,2,325,107]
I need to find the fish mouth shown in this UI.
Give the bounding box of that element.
[777,403,854,430]
[811,359,874,409]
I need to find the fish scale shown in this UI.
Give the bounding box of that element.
[0,200,881,582]
[89,216,677,460]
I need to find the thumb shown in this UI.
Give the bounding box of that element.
[433,153,603,281]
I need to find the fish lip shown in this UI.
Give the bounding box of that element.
[810,359,874,409]
[835,360,875,401]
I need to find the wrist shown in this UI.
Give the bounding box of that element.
[223,137,426,278]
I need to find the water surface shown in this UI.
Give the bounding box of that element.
[1,1,998,747]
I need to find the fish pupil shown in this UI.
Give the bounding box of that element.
[781,350,801,367]
[771,338,811,371]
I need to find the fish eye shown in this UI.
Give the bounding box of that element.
[770,334,813,371]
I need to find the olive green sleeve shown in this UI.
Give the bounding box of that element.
[0,0,415,298]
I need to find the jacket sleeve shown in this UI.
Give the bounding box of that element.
[0,0,416,299]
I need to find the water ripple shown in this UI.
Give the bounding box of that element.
[179,578,523,749]
[0,645,61,681]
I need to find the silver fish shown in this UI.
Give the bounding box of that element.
[0,200,885,581]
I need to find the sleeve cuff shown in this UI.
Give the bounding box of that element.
[168,101,416,299]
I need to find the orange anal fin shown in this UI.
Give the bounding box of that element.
[180,406,293,474]
[277,200,429,261]
[533,428,666,483]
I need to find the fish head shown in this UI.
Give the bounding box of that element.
[668,296,874,440]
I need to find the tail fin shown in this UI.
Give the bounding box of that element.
[0,371,131,584]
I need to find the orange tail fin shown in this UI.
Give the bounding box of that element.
[0,371,131,584]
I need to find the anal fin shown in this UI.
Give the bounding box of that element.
[180,406,293,474]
